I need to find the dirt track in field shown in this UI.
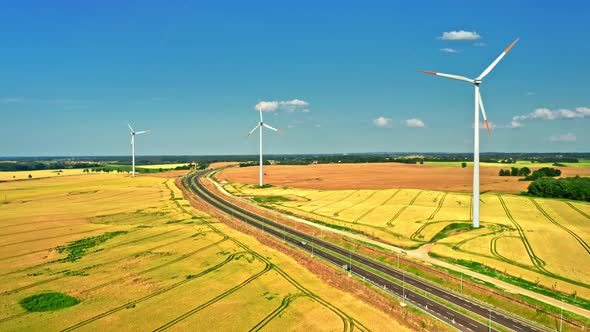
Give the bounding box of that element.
[216,163,590,193]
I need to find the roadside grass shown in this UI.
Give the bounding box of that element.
[250,195,290,204]
[429,223,473,243]
[20,292,80,312]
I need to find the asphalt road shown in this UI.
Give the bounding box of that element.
[185,171,549,332]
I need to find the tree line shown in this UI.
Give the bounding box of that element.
[528,176,590,202]
[499,167,561,181]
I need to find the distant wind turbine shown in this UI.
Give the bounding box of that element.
[128,123,150,177]
[420,38,519,228]
[246,104,283,186]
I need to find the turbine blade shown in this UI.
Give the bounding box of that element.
[263,123,283,133]
[246,124,261,138]
[128,123,134,132]
[478,90,492,137]
[135,130,150,135]
[259,104,263,122]
[477,38,519,80]
[419,70,474,83]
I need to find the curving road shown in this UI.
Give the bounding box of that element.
[185,170,549,332]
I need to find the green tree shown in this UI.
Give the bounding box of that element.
[461,162,467,168]
[28,174,32,179]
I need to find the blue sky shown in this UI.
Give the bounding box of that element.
[1,0,588,156]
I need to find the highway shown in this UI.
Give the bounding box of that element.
[185,170,549,332]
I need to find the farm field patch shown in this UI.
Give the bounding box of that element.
[217,163,590,193]
[0,174,409,331]
[226,181,590,300]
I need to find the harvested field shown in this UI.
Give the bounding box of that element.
[216,163,590,193]
[0,173,412,331]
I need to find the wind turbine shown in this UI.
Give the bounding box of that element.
[128,123,150,177]
[420,38,519,228]
[246,104,283,186]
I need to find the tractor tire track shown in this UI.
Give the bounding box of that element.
[353,189,400,224]
[248,294,306,331]
[530,198,590,255]
[79,236,229,295]
[0,228,184,277]
[0,226,115,249]
[0,216,88,229]
[60,253,236,332]
[409,220,451,242]
[0,222,96,238]
[333,191,377,217]
[386,191,422,226]
[152,262,272,331]
[427,192,448,221]
[1,231,212,296]
[567,202,590,220]
[310,190,359,213]
[497,195,548,272]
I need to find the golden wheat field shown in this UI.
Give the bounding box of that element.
[0,169,87,181]
[223,182,590,300]
[0,173,409,331]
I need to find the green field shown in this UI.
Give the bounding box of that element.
[226,182,590,302]
[0,174,414,331]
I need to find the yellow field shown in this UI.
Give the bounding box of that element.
[0,168,86,181]
[0,174,410,331]
[226,182,590,299]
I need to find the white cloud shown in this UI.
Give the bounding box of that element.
[255,99,310,112]
[373,116,393,128]
[508,120,523,128]
[558,109,581,119]
[287,124,296,129]
[440,30,481,41]
[513,107,589,122]
[315,124,321,128]
[474,42,487,47]
[440,48,461,53]
[405,118,425,128]
[546,133,576,142]
[525,91,536,96]
[256,101,279,112]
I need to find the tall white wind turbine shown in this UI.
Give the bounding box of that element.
[420,38,519,228]
[128,123,150,177]
[246,104,283,186]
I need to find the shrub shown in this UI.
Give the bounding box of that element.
[20,292,80,312]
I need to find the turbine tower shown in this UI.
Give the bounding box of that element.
[246,104,283,186]
[128,123,150,177]
[420,38,519,228]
